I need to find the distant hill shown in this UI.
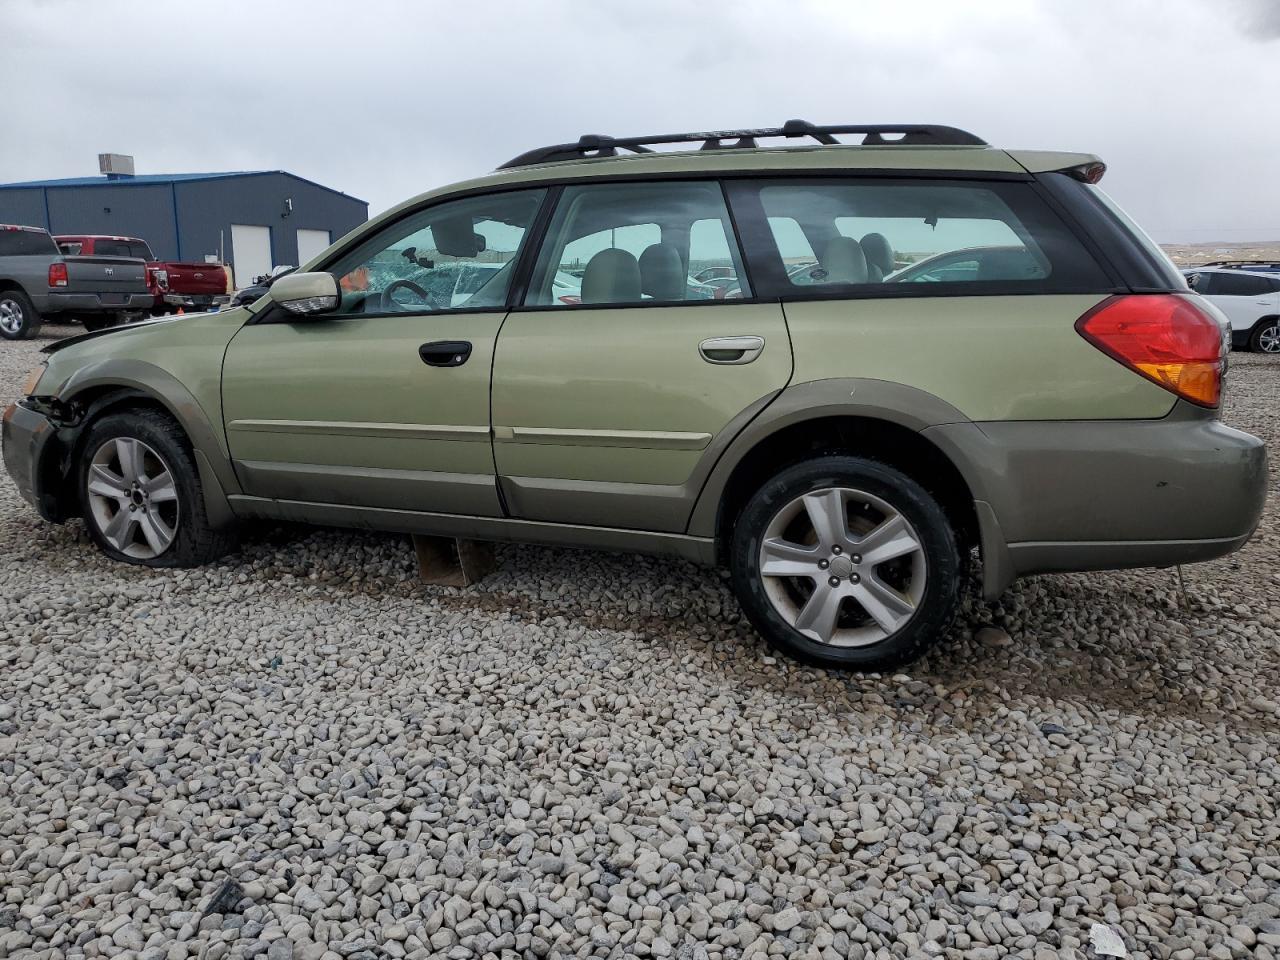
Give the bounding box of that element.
[1161,240,1280,266]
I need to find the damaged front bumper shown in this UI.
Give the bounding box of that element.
[2,398,66,521]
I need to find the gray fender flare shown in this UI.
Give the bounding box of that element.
[687,377,1010,595]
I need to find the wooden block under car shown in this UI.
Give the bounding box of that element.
[412,535,497,586]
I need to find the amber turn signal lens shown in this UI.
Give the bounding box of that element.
[22,365,46,396]
[1076,295,1224,408]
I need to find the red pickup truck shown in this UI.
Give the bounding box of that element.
[54,235,231,315]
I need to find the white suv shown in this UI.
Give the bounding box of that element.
[1185,267,1280,352]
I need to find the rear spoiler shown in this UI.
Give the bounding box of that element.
[1005,150,1106,183]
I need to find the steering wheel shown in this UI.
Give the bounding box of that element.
[380,278,434,312]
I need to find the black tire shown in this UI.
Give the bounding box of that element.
[77,408,237,567]
[1248,318,1280,354]
[81,314,115,333]
[0,289,41,340]
[729,456,960,671]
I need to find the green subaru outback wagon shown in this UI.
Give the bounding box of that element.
[3,121,1267,669]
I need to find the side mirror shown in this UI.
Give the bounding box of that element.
[269,271,339,315]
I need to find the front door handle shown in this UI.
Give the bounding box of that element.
[699,335,765,365]
[419,340,472,367]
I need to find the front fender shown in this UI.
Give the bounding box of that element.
[57,359,241,527]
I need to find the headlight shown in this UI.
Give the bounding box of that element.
[22,364,46,396]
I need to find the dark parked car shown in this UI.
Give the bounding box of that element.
[229,265,296,307]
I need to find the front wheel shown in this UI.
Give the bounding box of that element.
[730,456,960,671]
[1249,319,1280,354]
[77,409,236,567]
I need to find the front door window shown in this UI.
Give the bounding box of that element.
[324,189,546,315]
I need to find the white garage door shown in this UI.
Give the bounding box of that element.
[230,224,273,288]
[296,228,332,266]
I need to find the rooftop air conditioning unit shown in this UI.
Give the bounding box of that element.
[99,153,135,179]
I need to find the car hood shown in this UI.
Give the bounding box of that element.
[42,311,218,355]
[38,307,251,394]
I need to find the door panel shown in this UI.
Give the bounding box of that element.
[1207,293,1260,332]
[223,312,503,515]
[491,303,791,531]
[223,186,548,516]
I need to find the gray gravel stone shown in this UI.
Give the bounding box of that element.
[1,327,1278,957]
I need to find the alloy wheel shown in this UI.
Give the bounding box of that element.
[1258,324,1280,354]
[85,437,180,559]
[758,486,927,647]
[0,298,23,336]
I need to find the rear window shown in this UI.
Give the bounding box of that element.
[92,239,154,259]
[1208,272,1277,296]
[732,178,1110,297]
[0,228,57,257]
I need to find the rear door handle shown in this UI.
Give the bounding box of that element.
[699,335,765,365]
[419,340,472,367]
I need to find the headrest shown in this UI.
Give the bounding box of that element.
[860,233,894,279]
[581,248,642,304]
[819,236,868,283]
[639,242,686,301]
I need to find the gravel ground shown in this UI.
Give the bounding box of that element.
[1,323,1277,960]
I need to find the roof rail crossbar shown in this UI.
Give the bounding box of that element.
[1199,260,1280,269]
[499,120,987,168]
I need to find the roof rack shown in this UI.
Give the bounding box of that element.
[499,119,987,169]
[1198,260,1280,270]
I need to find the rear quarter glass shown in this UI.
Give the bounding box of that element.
[727,177,1115,299]
[1035,173,1184,292]
[1083,184,1186,286]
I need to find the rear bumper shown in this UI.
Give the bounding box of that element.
[1,400,61,521]
[46,292,153,313]
[162,292,230,310]
[927,410,1268,598]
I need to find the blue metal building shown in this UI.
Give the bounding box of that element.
[0,171,368,285]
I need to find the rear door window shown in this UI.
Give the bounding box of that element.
[525,181,750,306]
[1211,272,1274,297]
[729,178,1110,297]
[0,228,57,256]
[92,239,153,259]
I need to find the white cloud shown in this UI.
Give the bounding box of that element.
[3,0,1277,241]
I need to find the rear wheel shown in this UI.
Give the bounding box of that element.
[730,456,960,670]
[0,289,40,340]
[1249,319,1280,354]
[77,409,236,567]
[81,314,116,333]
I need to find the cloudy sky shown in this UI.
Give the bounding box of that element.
[6,0,1278,242]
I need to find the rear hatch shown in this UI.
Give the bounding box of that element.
[64,256,150,302]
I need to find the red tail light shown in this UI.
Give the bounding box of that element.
[48,263,68,288]
[1076,294,1225,408]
